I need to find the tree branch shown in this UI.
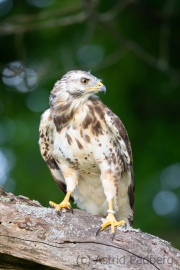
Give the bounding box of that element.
[0,12,86,35]
[0,186,180,270]
[99,19,180,81]
[1,1,180,84]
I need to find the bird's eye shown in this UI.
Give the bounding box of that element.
[81,78,89,85]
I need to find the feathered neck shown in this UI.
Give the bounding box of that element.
[49,79,101,132]
[50,81,100,116]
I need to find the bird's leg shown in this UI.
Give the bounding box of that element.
[50,169,78,214]
[96,199,125,239]
[49,190,73,213]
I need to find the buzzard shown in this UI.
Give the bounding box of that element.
[39,70,134,239]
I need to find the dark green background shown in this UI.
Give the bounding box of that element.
[0,0,180,249]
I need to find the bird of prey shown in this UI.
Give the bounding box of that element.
[39,70,134,239]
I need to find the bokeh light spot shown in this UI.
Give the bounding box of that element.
[2,61,37,93]
[3,178,16,192]
[0,151,9,185]
[0,117,16,143]
[26,88,49,112]
[0,0,13,17]
[160,164,180,190]
[77,44,104,68]
[0,149,16,187]
[153,191,178,216]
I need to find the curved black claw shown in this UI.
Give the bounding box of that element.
[111,233,115,241]
[70,205,74,214]
[96,227,102,236]
[56,210,61,216]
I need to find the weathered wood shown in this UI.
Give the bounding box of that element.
[0,186,180,270]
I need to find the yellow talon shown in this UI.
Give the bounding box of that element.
[49,200,71,211]
[96,199,126,239]
[49,190,73,213]
[100,212,125,233]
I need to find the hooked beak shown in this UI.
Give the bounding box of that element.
[97,81,106,94]
[85,81,106,94]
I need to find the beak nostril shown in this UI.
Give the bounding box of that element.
[98,82,103,87]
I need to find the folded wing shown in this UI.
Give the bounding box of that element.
[39,109,74,202]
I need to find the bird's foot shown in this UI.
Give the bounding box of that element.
[96,212,125,240]
[49,200,73,214]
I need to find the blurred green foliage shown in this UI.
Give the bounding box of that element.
[0,0,180,249]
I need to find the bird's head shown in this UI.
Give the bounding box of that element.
[51,70,106,104]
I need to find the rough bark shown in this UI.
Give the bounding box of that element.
[0,186,180,270]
